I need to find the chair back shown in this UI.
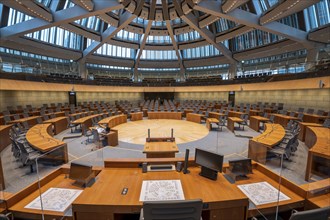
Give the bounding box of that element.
[142,199,203,220]
[289,207,330,220]
[323,118,330,128]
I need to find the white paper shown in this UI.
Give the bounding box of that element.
[139,180,185,201]
[237,181,290,206]
[25,188,83,212]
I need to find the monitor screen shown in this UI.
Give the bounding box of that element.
[195,148,224,172]
[69,162,93,182]
[228,158,252,176]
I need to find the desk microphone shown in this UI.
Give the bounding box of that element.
[183,149,190,174]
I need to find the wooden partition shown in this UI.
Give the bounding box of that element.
[147,112,182,120]
[98,114,127,128]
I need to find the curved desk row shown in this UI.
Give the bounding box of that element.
[304,127,330,181]
[98,114,127,128]
[43,116,68,135]
[248,123,285,164]
[72,113,105,134]
[186,113,203,123]
[2,161,309,220]
[26,124,68,163]
[147,112,182,120]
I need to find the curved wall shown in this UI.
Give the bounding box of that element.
[0,77,329,111]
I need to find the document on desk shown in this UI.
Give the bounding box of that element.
[25,188,83,212]
[237,182,290,206]
[139,180,185,201]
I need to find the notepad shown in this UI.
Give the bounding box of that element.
[237,182,290,206]
[25,188,83,212]
[139,180,184,201]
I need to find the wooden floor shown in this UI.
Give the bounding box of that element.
[113,119,209,144]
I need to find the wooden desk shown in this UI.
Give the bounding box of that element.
[143,141,179,158]
[0,124,12,189]
[186,113,203,123]
[98,114,127,128]
[0,125,12,152]
[304,127,330,181]
[130,112,143,121]
[206,118,219,131]
[208,112,224,119]
[248,124,285,164]
[227,117,243,133]
[298,122,323,142]
[303,113,329,124]
[228,111,246,118]
[223,163,305,217]
[6,167,101,220]
[107,130,118,147]
[73,114,104,135]
[9,116,42,127]
[43,116,68,135]
[272,114,298,127]
[183,109,194,117]
[147,112,182,120]
[72,167,249,220]
[249,109,263,118]
[26,124,68,162]
[300,178,330,209]
[249,116,270,132]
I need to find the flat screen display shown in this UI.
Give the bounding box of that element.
[228,158,252,176]
[195,148,223,172]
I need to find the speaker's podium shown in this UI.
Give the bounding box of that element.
[143,140,179,158]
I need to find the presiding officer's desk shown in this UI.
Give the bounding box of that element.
[72,166,249,220]
[2,159,310,220]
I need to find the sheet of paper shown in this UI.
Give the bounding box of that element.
[25,188,83,212]
[139,180,185,201]
[237,181,290,206]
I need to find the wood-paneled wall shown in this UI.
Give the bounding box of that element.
[0,77,329,111]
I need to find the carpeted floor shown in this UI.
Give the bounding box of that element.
[2,119,314,193]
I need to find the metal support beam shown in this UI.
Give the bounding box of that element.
[134,20,153,77]
[194,1,319,49]
[181,12,237,64]
[60,23,101,41]
[82,11,136,58]
[71,0,94,12]
[165,20,185,76]
[0,0,123,39]
[222,0,249,13]
[260,0,319,25]
[18,0,53,22]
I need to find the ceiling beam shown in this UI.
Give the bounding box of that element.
[166,20,184,71]
[98,13,119,27]
[260,0,320,25]
[194,1,319,49]
[134,20,153,71]
[71,0,94,12]
[82,11,136,58]
[60,23,101,41]
[181,12,237,64]
[162,0,170,20]
[17,0,53,22]
[222,0,249,13]
[1,0,40,19]
[0,0,123,39]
